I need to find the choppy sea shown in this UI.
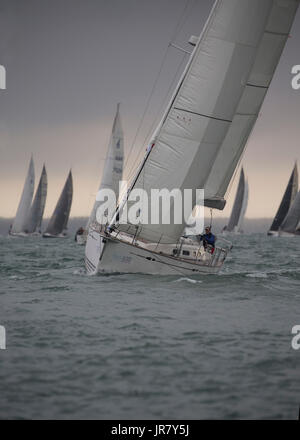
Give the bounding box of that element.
[0,233,299,419]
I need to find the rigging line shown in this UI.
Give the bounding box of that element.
[122,0,193,181]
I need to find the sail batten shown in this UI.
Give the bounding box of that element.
[11,156,35,234]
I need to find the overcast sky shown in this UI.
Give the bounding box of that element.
[1,0,300,219]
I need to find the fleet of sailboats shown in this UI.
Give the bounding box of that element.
[223,167,248,234]
[8,0,300,276]
[84,0,299,276]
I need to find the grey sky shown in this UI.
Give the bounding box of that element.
[1,0,300,218]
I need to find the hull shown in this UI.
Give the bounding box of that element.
[85,229,229,276]
[278,231,297,237]
[267,230,279,237]
[9,231,29,237]
[43,232,68,238]
[75,231,87,245]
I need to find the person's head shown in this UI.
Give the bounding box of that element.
[205,226,211,234]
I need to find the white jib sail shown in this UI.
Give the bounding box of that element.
[86,103,124,230]
[11,156,35,233]
[118,0,288,244]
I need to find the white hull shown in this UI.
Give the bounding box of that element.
[43,232,68,238]
[75,231,87,245]
[278,231,297,237]
[9,231,41,237]
[267,230,279,237]
[85,228,229,276]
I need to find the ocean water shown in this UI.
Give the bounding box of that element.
[0,233,299,420]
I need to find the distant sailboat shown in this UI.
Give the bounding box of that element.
[268,163,298,236]
[10,156,35,236]
[75,104,124,244]
[85,0,299,275]
[43,170,73,238]
[25,165,48,235]
[223,168,248,234]
[279,190,300,236]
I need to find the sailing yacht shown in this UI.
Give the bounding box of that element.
[279,190,300,236]
[43,170,73,238]
[268,163,298,236]
[75,104,124,244]
[9,156,35,236]
[25,165,48,235]
[223,168,248,234]
[85,0,299,275]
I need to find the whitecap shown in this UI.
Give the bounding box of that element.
[246,272,268,278]
[173,277,202,284]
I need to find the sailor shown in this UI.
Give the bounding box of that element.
[198,226,216,251]
[75,226,84,241]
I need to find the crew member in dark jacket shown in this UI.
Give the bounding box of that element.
[198,226,216,250]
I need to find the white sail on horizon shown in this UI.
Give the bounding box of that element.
[11,156,35,234]
[44,170,73,236]
[25,165,48,234]
[226,167,248,233]
[86,103,124,230]
[280,190,300,234]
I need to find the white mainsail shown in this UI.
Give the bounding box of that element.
[115,0,299,244]
[11,156,35,234]
[25,165,48,234]
[204,0,300,203]
[86,103,124,230]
